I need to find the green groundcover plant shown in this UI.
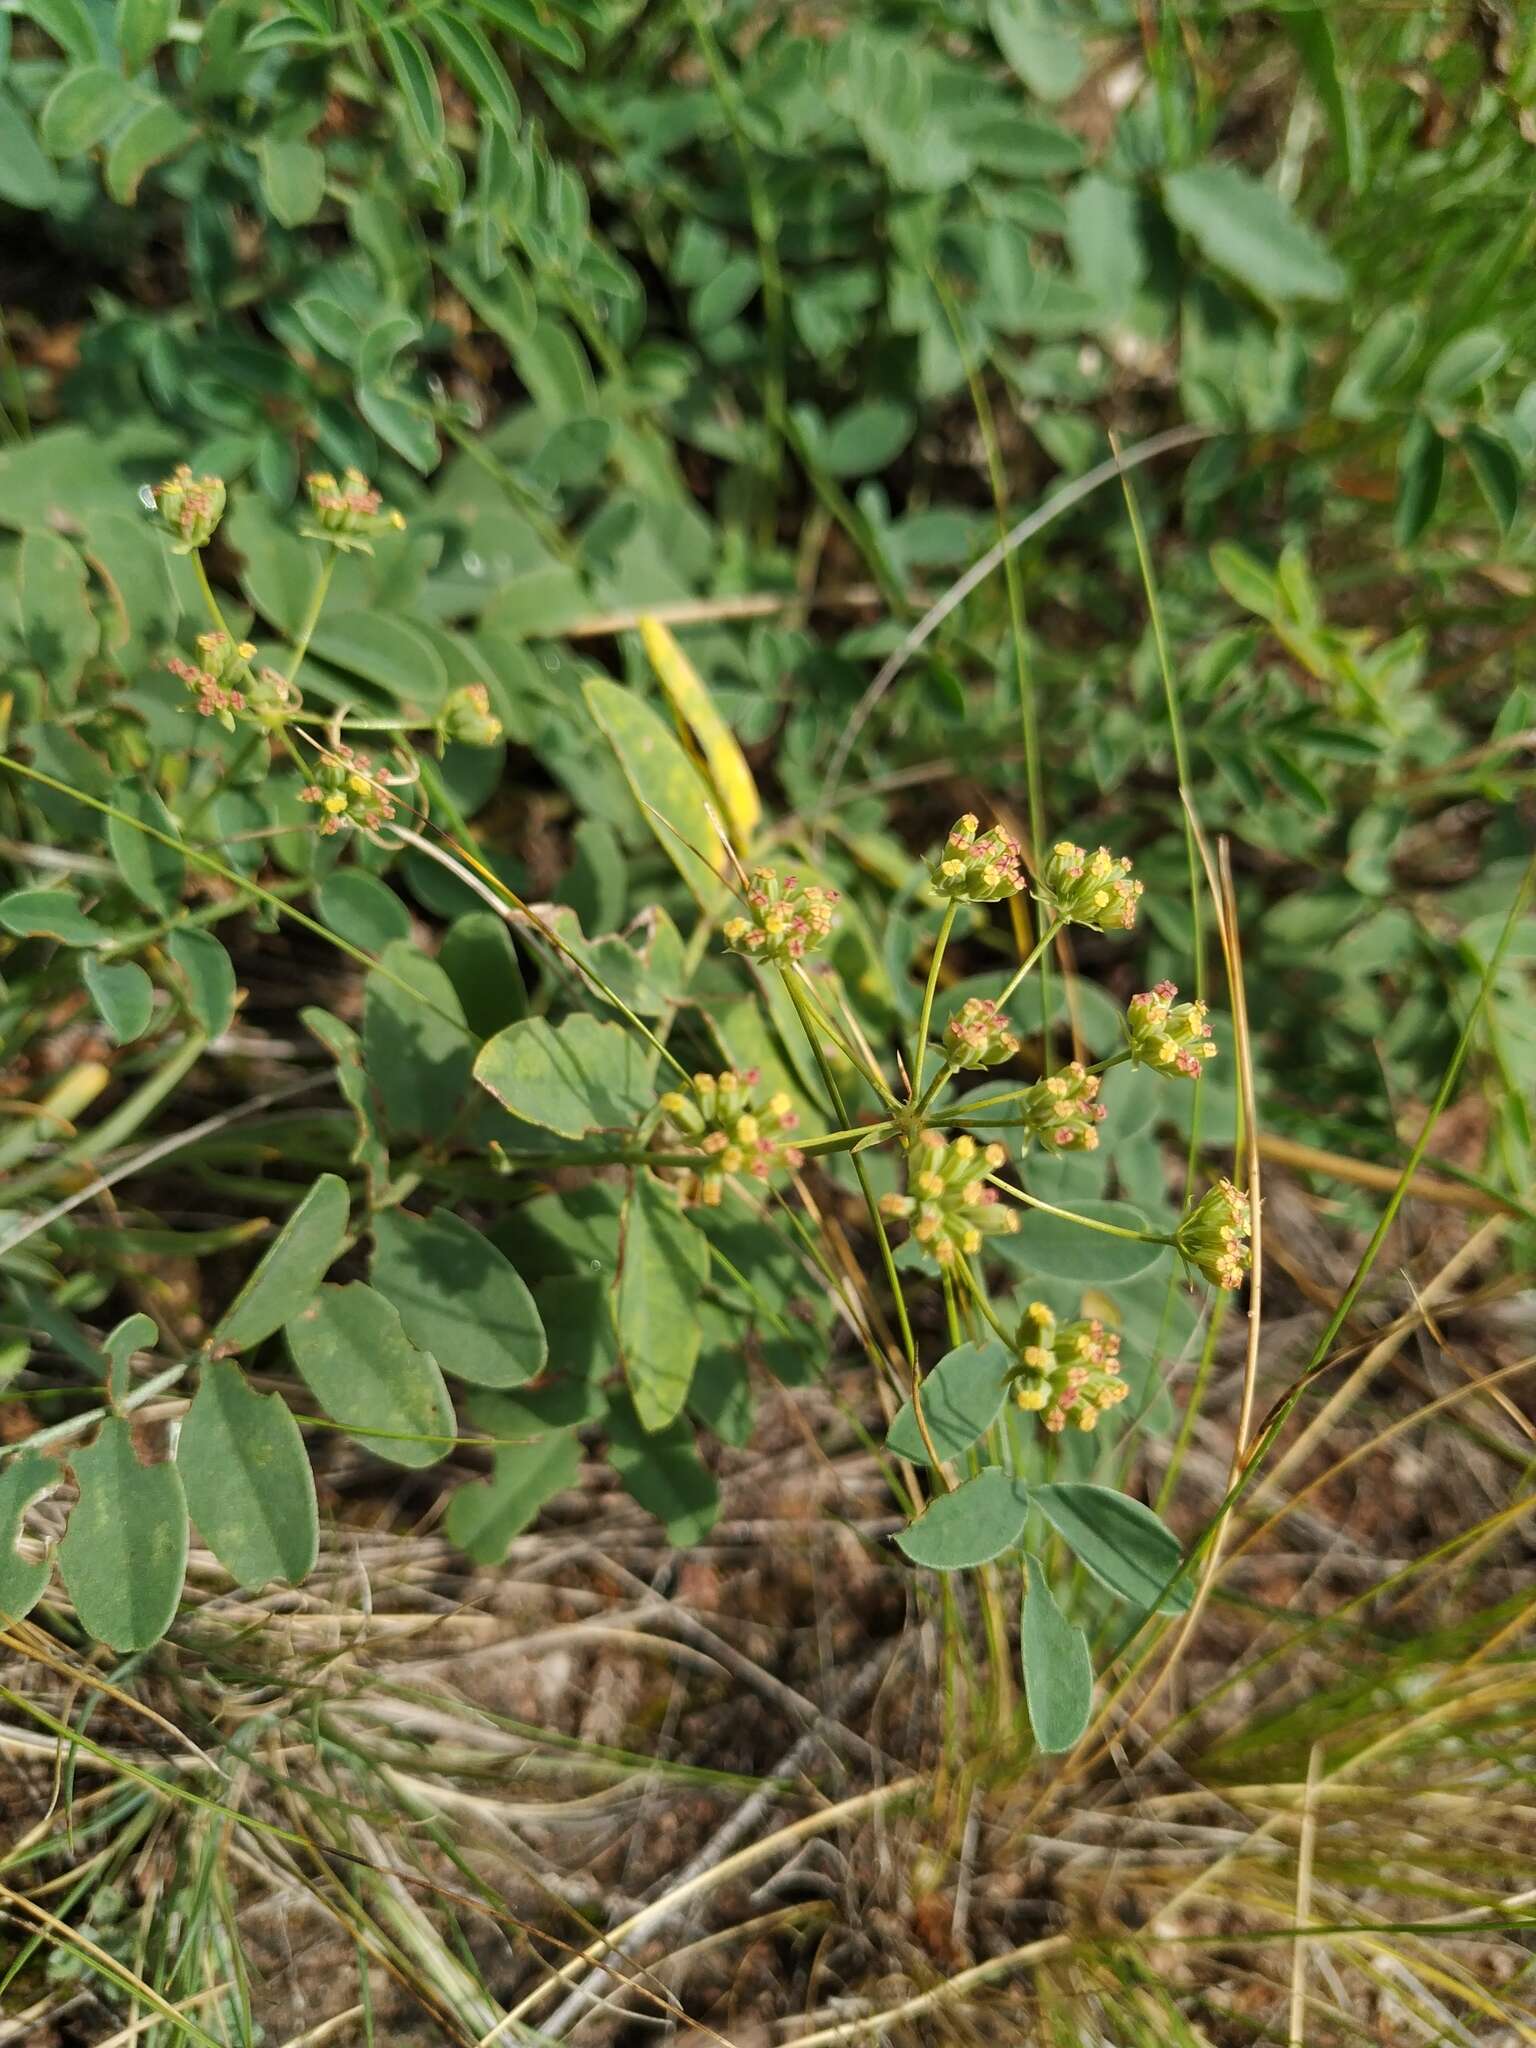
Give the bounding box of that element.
[2,0,1533,1777]
[0,460,1259,1753]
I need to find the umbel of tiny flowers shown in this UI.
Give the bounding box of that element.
[1176,1177,1252,1290]
[167,632,255,730]
[944,997,1019,1070]
[148,466,226,553]
[1034,840,1143,932]
[299,745,401,835]
[1019,1061,1106,1152]
[1126,982,1216,1081]
[880,1131,1019,1267]
[929,814,1025,903]
[298,468,406,554]
[722,866,839,964]
[437,683,503,751]
[1009,1300,1129,1434]
[657,1070,804,1207]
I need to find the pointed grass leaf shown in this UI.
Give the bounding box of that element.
[178,1361,318,1586]
[445,1430,581,1563]
[286,1281,454,1468]
[1032,1483,1192,1612]
[167,927,237,1038]
[895,1466,1030,1571]
[0,1451,56,1623]
[215,1172,349,1352]
[371,1206,546,1389]
[472,1014,650,1140]
[613,1173,709,1432]
[886,1339,1009,1466]
[82,955,154,1043]
[57,1418,187,1651]
[1022,1553,1093,1751]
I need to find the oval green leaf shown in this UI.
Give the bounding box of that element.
[997,1199,1166,1285]
[582,677,726,908]
[371,1206,546,1389]
[317,868,411,953]
[286,1281,454,1469]
[0,888,106,945]
[444,1431,581,1563]
[363,942,473,1139]
[1022,1553,1093,1752]
[82,955,154,1043]
[108,783,184,914]
[167,927,237,1038]
[57,1417,187,1652]
[178,1361,318,1586]
[1032,1482,1192,1612]
[613,1173,709,1433]
[887,1338,1008,1466]
[0,1451,56,1623]
[895,1466,1030,1571]
[216,1172,349,1352]
[472,1013,650,1139]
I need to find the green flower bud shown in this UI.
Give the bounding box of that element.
[944,997,1019,1070]
[1035,840,1142,933]
[657,1069,803,1206]
[438,683,503,749]
[1009,1300,1127,1434]
[1020,1061,1105,1153]
[299,468,406,554]
[1126,981,1216,1081]
[1176,1178,1251,1290]
[722,867,839,964]
[929,814,1025,904]
[149,466,226,553]
[879,1131,1018,1268]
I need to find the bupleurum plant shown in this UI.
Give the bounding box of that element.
[0,466,1251,1760]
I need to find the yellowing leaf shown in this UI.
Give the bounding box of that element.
[638,615,761,854]
[583,677,729,903]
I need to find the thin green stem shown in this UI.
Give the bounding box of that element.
[986,1173,1172,1245]
[285,551,338,689]
[191,551,233,637]
[780,967,917,1372]
[932,269,1050,1046]
[788,964,899,1107]
[994,919,1063,1014]
[0,755,471,1036]
[912,900,958,1100]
